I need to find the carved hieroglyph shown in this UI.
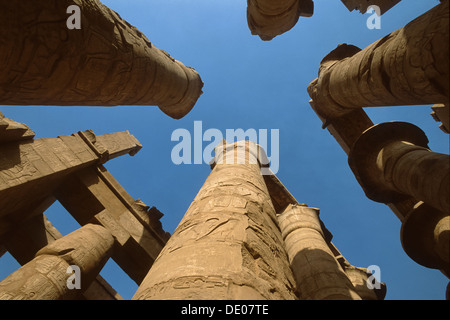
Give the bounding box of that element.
[0,0,203,119]
[54,165,170,284]
[133,141,297,300]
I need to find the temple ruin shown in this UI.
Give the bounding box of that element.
[0,0,448,300]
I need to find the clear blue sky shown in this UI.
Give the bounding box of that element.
[0,0,447,300]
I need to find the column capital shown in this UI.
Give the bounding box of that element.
[400,202,450,273]
[348,121,429,203]
[211,139,270,169]
[278,204,323,240]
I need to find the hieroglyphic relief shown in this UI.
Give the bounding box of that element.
[0,0,203,119]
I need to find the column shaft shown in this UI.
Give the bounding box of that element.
[401,202,450,273]
[133,141,296,300]
[0,0,203,119]
[0,224,114,300]
[278,205,361,300]
[381,141,449,214]
[349,122,449,214]
[308,1,449,119]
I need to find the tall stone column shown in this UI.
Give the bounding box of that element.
[278,204,362,300]
[348,122,449,215]
[247,0,314,40]
[308,1,449,120]
[0,0,203,119]
[349,121,449,274]
[133,141,297,300]
[0,224,114,300]
[401,202,449,275]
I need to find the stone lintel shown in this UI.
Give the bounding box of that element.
[54,165,169,284]
[0,1,203,119]
[0,115,35,145]
[341,0,401,14]
[431,104,450,134]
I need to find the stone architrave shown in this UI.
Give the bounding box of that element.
[54,165,170,285]
[308,1,449,120]
[0,224,114,300]
[0,129,142,222]
[133,141,297,300]
[341,0,401,14]
[431,104,450,134]
[0,0,203,119]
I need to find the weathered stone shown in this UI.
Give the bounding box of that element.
[341,0,401,14]
[278,204,362,300]
[348,122,449,215]
[0,114,35,145]
[0,0,203,119]
[0,224,114,300]
[308,1,449,120]
[133,141,297,300]
[1,212,122,300]
[0,129,142,221]
[247,0,314,41]
[431,104,450,134]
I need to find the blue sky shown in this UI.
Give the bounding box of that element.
[0,0,448,300]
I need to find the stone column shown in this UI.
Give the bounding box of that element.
[1,211,123,300]
[247,0,314,40]
[0,0,203,119]
[308,1,449,120]
[431,104,450,134]
[133,141,297,300]
[278,204,362,300]
[0,224,114,300]
[348,122,449,215]
[401,202,450,275]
